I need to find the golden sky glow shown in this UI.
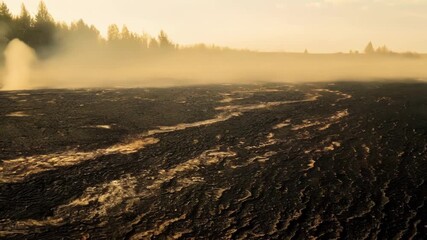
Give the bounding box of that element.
[3,0,427,52]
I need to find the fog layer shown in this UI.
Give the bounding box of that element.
[1,39,37,90]
[1,1,426,90]
[1,38,427,90]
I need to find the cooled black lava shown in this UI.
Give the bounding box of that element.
[0,82,426,239]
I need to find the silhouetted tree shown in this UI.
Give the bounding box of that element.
[364,41,375,54]
[0,2,12,45]
[121,25,132,40]
[158,30,173,49]
[70,20,100,40]
[149,37,159,49]
[13,4,33,43]
[107,24,120,42]
[0,2,12,22]
[121,25,149,52]
[32,1,56,54]
[35,1,53,23]
[376,45,390,54]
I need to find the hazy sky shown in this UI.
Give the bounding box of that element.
[3,0,427,52]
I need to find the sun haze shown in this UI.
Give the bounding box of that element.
[2,0,427,52]
[1,1,427,239]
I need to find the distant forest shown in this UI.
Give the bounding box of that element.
[0,1,420,61]
[0,1,234,60]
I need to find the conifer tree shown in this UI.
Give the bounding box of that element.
[364,41,375,54]
[158,30,173,49]
[32,1,56,53]
[14,4,33,43]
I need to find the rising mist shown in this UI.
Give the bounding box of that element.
[2,39,36,90]
[0,1,426,90]
[2,38,426,90]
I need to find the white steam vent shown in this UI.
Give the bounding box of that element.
[1,39,37,90]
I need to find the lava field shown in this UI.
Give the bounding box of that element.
[0,81,426,239]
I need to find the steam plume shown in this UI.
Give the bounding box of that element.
[1,39,37,91]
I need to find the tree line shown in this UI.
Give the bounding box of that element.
[0,1,419,60]
[0,1,179,59]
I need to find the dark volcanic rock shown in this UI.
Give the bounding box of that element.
[0,82,426,239]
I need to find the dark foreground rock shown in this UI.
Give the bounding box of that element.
[0,81,426,239]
